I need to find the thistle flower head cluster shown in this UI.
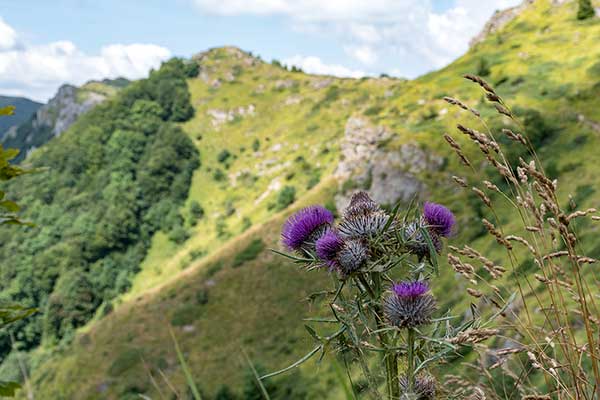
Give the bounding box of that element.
[279,192,456,399]
[281,205,333,252]
[384,281,437,329]
[404,201,455,260]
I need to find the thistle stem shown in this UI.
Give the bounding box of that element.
[358,273,400,399]
[406,328,415,393]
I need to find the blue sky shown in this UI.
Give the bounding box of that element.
[0,0,520,101]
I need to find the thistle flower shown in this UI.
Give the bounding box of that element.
[399,374,437,400]
[315,230,344,268]
[339,191,390,239]
[384,281,437,329]
[404,219,442,260]
[337,238,369,276]
[423,202,455,237]
[281,205,333,251]
[344,191,381,217]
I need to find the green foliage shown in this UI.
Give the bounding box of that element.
[185,61,200,78]
[196,288,209,305]
[475,58,491,76]
[190,200,205,220]
[232,239,265,268]
[276,186,296,211]
[0,59,199,356]
[218,149,232,163]
[213,168,227,182]
[577,0,595,20]
[252,139,260,152]
[169,225,190,244]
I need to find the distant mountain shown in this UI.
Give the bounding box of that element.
[0,96,42,141]
[2,78,129,162]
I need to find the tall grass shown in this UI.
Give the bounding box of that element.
[442,74,600,399]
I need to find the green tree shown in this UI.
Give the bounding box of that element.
[578,0,595,19]
[0,106,37,397]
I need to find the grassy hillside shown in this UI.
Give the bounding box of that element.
[11,0,600,398]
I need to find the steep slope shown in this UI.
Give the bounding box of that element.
[2,79,128,162]
[14,0,600,398]
[0,96,42,140]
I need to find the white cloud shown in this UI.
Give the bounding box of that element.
[194,0,522,76]
[283,55,367,78]
[344,45,378,65]
[0,18,17,51]
[0,19,171,101]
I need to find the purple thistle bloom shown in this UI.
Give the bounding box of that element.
[423,202,455,237]
[315,230,344,267]
[282,205,334,250]
[385,280,436,329]
[392,281,430,298]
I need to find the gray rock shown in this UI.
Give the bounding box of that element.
[334,117,442,210]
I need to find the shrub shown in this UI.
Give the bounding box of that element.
[216,220,229,238]
[224,200,236,217]
[213,168,227,182]
[168,225,189,244]
[217,149,232,163]
[475,58,491,77]
[577,0,595,19]
[306,173,320,190]
[232,238,265,267]
[184,61,200,78]
[276,186,296,211]
[252,139,260,152]
[205,260,224,277]
[189,200,205,220]
[196,288,209,305]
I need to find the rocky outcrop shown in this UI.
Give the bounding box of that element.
[334,117,442,210]
[33,84,106,138]
[2,81,120,162]
[470,1,534,47]
[207,104,255,127]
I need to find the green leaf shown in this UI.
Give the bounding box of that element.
[168,326,203,400]
[259,345,322,380]
[304,324,320,341]
[242,348,271,400]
